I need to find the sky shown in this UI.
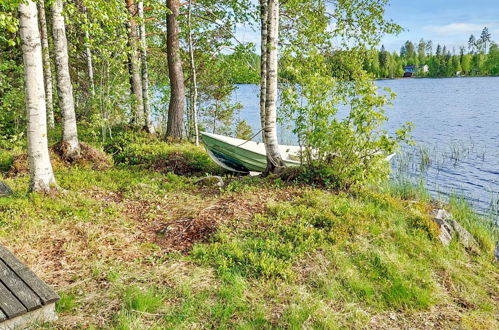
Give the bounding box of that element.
[236,0,499,53]
[381,0,499,52]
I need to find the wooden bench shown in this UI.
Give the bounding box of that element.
[0,246,59,329]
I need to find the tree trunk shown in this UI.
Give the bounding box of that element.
[126,0,144,126]
[259,0,268,144]
[19,0,57,192]
[165,0,185,140]
[37,0,55,129]
[187,0,199,146]
[138,0,154,133]
[83,8,95,96]
[263,0,285,174]
[85,30,95,95]
[52,0,80,159]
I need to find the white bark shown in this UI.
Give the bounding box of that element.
[52,0,80,158]
[37,0,55,129]
[259,0,268,144]
[263,0,284,173]
[126,0,144,126]
[187,0,199,146]
[85,33,95,95]
[83,8,95,96]
[138,0,154,133]
[19,0,57,192]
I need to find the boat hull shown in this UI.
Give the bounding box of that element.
[201,132,300,173]
[201,132,395,174]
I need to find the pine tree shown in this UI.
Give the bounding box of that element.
[436,44,442,57]
[468,34,476,53]
[166,0,186,140]
[480,27,491,53]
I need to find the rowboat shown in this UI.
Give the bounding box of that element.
[201,132,300,173]
[201,132,396,174]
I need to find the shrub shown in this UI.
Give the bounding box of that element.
[280,18,412,190]
[0,149,13,173]
[104,129,223,176]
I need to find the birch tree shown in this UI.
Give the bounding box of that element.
[262,0,285,174]
[125,0,144,126]
[37,0,55,129]
[19,0,57,192]
[83,7,95,96]
[259,0,267,144]
[187,0,199,145]
[165,0,185,140]
[52,0,81,159]
[138,0,153,133]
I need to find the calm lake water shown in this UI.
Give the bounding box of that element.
[232,77,499,219]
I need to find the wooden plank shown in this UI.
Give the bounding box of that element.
[0,247,59,304]
[0,259,42,311]
[0,280,26,319]
[0,308,6,322]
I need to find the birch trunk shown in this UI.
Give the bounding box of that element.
[263,0,285,174]
[138,0,154,133]
[187,0,199,146]
[83,8,95,96]
[52,0,80,159]
[37,0,55,129]
[85,32,95,95]
[259,0,268,143]
[166,0,185,140]
[126,0,144,126]
[19,0,57,192]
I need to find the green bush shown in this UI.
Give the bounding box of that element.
[0,149,13,173]
[104,129,223,176]
[281,30,412,190]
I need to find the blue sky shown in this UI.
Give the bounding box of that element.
[236,0,499,53]
[382,0,499,52]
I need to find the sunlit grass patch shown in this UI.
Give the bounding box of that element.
[56,291,79,313]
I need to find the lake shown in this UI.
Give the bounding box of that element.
[232,77,499,220]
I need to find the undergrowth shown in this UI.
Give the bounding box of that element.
[0,130,497,328]
[104,128,224,176]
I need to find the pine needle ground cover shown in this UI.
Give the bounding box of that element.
[0,138,497,329]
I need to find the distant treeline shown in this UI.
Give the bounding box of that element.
[227,28,499,83]
[365,28,499,78]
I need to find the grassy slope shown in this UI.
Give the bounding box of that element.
[0,135,497,329]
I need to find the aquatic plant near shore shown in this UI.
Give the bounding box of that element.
[392,138,497,221]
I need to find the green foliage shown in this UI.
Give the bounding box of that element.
[180,1,256,140]
[0,50,25,149]
[0,149,14,173]
[278,0,411,189]
[222,50,260,84]
[104,128,222,175]
[0,1,19,47]
[486,43,499,75]
[234,120,253,140]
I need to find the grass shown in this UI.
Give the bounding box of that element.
[0,134,497,328]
